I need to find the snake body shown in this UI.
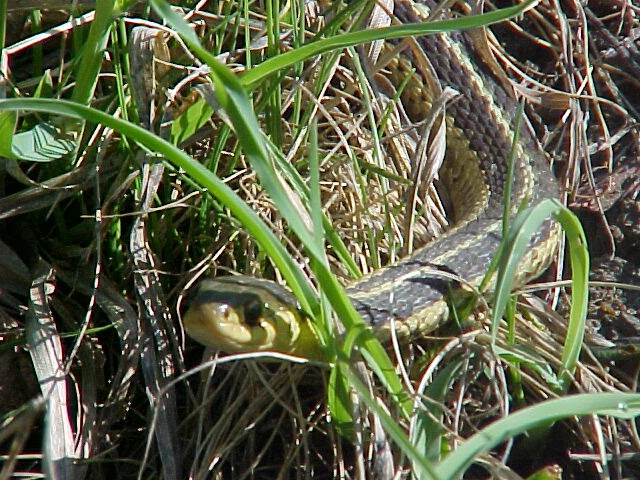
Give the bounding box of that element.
[183,0,561,358]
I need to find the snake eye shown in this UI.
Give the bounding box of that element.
[243,297,264,326]
[220,304,232,319]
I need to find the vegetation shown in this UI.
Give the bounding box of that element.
[1,0,639,478]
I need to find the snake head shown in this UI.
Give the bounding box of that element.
[183,277,323,359]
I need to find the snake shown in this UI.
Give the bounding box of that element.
[183,0,561,360]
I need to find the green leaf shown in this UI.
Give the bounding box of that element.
[0,116,75,162]
[328,363,355,438]
[494,345,561,391]
[0,97,314,315]
[169,97,214,146]
[239,0,538,88]
[491,199,589,392]
[0,111,17,157]
[341,363,440,479]
[11,123,75,162]
[435,393,640,478]
[33,70,54,99]
[149,0,414,419]
[411,361,462,466]
[525,464,563,480]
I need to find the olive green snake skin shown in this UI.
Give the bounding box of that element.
[183,0,561,359]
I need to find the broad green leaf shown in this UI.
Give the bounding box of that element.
[0,116,75,162]
[170,98,214,146]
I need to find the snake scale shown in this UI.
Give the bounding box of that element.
[183,0,561,359]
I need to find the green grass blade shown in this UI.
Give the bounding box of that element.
[0,97,317,315]
[150,0,414,417]
[70,0,119,106]
[491,200,563,334]
[341,362,440,479]
[435,393,640,478]
[240,0,537,87]
[554,207,590,390]
[491,199,589,392]
[411,361,462,467]
[149,0,324,264]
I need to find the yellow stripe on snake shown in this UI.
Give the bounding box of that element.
[183,0,561,360]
